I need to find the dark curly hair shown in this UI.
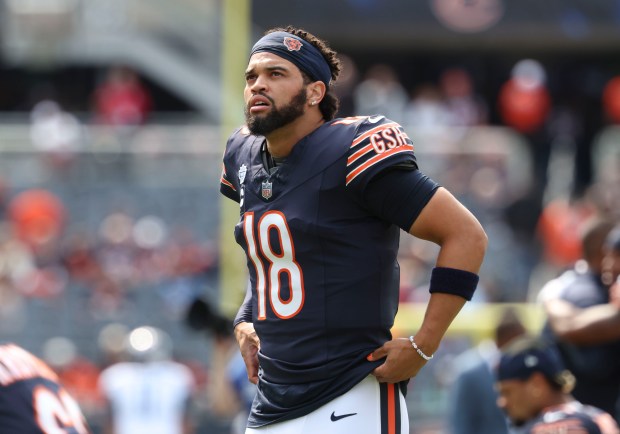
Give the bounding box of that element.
[265,26,342,121]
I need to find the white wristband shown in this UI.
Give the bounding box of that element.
[409,336,433,361]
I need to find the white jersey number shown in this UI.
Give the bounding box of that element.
[34,385,89,434]
[243,211,305,320]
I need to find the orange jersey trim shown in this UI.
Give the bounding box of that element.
[220,176,235,191]
[346,144,414,185]
[220,164,236,191]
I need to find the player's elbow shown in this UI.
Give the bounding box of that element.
[462,219,488,263]
[474,222,488,254]
[437,219,487,273]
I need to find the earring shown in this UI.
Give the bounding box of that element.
[311,101,317,106]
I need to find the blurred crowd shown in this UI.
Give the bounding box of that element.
[0,55,619,433]
[337,56,620,305]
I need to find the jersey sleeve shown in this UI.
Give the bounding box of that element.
[233,280,253,328]
[529,404,620,434]
[219,128,244,203]
[344,116,438,230]
[362,168,439,231]
[530,415,604,434]
[345,116,418,190]
[220,162,238,202]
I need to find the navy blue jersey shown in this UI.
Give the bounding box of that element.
[524,401,619,434]
[0,343,90,434]
[220,116,437,427]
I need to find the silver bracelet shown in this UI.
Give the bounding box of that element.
[409,336,433,361]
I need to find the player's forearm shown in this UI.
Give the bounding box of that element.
[234,321,256,343]
[548,301,620,345]
[413,292,467,355]
[234,321,260,384]
[571,304,620,344]
[410,211,486,354]
[410,206,486,353]
[544,298,578,339]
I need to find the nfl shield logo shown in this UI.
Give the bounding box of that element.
[261,180,273,199]
[238,164,247,184]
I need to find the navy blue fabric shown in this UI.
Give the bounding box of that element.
[429,267,479,301]
[520,401,615,434]
[250,31,332,86]
[233,281,253,328]
[362,167,438,233]
[497,339,566,383]
[220,116,429,427]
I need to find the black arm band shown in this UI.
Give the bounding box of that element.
[429,267,479,301]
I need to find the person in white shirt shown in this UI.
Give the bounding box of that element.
[98,326,196,434]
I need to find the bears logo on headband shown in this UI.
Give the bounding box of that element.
[284,37,302,52]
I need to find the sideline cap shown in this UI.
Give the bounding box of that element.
[497,336,567,387]
[250,31,332,87]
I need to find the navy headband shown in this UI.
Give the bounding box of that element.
[250,31,332,87]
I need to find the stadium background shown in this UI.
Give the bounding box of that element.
[0,1,619,432]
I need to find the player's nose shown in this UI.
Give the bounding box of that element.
[249,75,268,93]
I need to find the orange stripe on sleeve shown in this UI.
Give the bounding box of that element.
[220,177,236,191]
[345,145,414,185]
[347,143,375,165]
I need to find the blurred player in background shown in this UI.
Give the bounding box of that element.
[447,307,526,434]
[539,219,620,420]
[0,342,91,433]
[496,336,620,434]
[220,26,487,433]
[97,326,196,434]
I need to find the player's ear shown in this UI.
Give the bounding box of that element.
[307,81,326,107]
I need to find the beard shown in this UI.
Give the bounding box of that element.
[245,87,308,136]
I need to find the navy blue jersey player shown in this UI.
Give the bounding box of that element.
[220,26,487,434]
[0,343,90,433]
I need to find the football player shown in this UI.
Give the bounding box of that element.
[220,26,487,434]
[496,336,620,434]
[0,342,90,433]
